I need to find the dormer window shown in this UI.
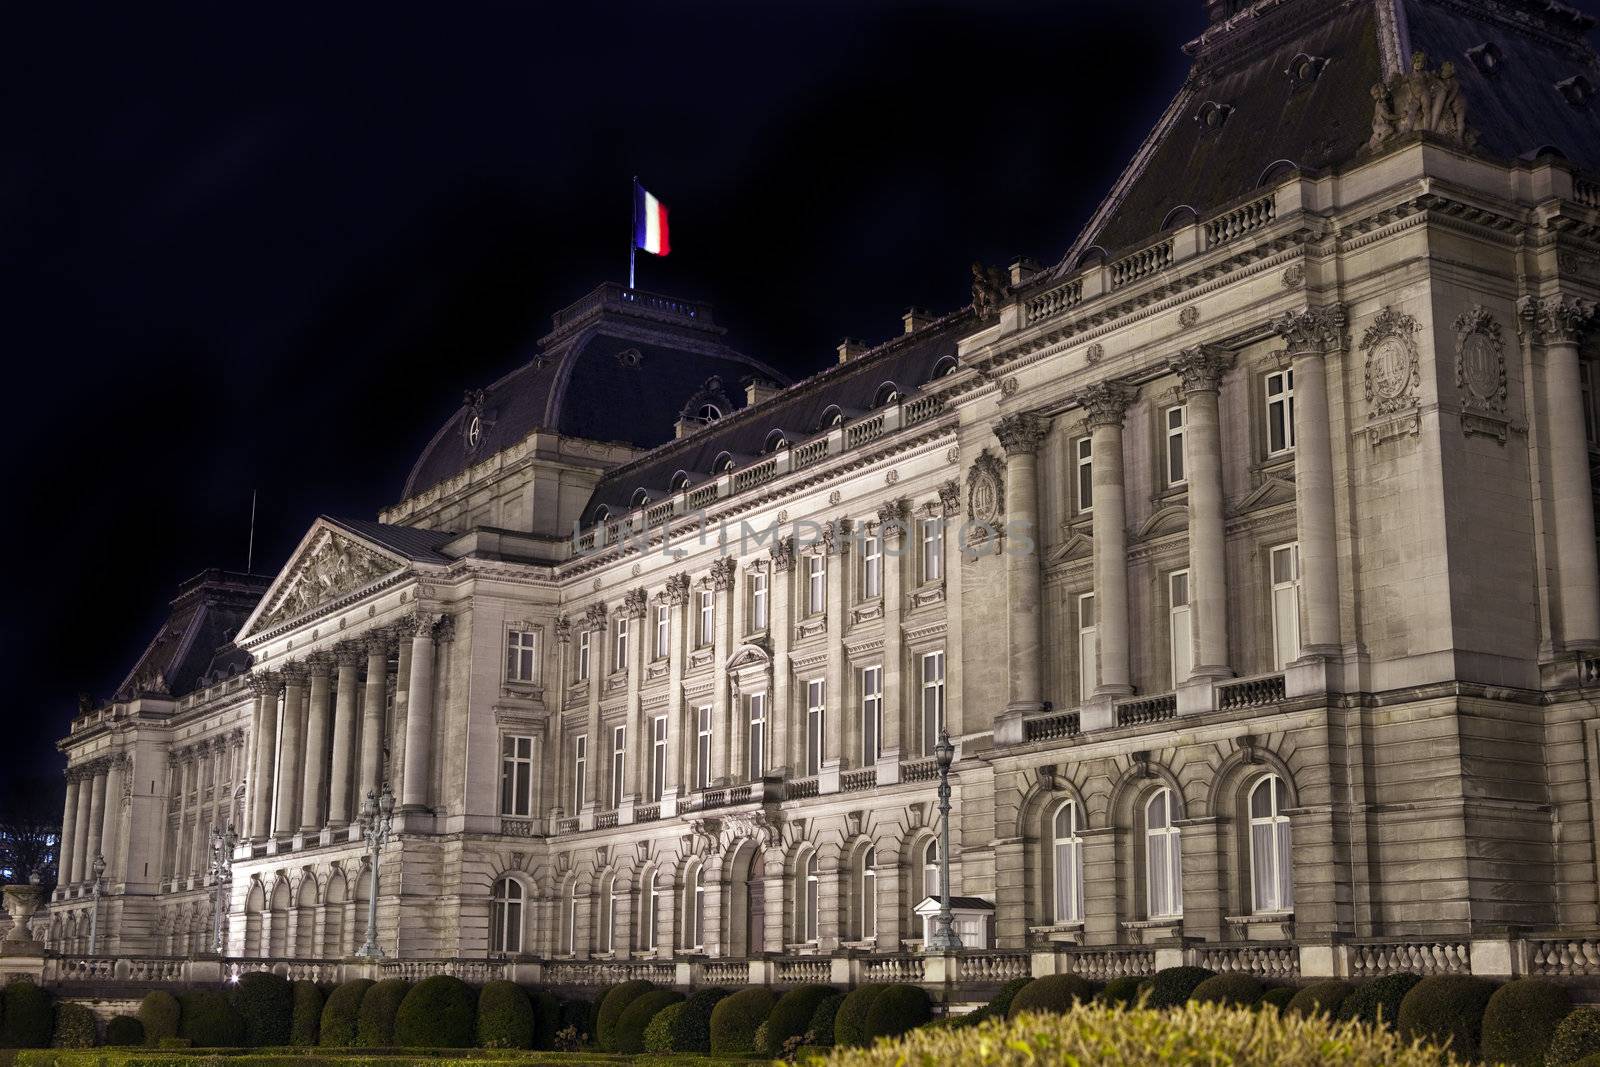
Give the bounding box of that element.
[631,489,651,508]
[1195,101,1234,130]
[670,471,692,492]
[715,452,736,474]
[821,405,845,430]
[1284,53,1327,91]
[1558,75,1594,108]
[1465,42,1501,78]
[697,404,723,423]
[873,383,903,408]
[765,431,790,453]
[930,355,959,381]
[594,505,610,524]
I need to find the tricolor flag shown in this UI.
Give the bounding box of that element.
[633,180,670,257]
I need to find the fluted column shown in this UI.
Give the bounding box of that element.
[70,766,93,884]
[328,645,362,827]
[300,654,333,831]
[58,772,81,892]
[1522,296,1600,648]
[994,411,1052,719]
[248,673,283,840]
[401,613,445,811]
[360,634,389,801]
[274,664,307,835]
[83,762,108,877]
[1274,307,1344,655]
[1073,382,1137,697]
[1170,346,1235,678]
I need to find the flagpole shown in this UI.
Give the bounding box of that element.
[629,175,637,291]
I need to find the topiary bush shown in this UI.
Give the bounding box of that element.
[615,989,684,1055]
[863,983,932,1042]
[709,986,776,1056]
[527,989,562,1050]
[475,980,534,1050]
[1547,1004,1600,1066]
[289,981,323,1047]
[137,990,180,1047]
[1479,977,1571,1067]
[643,1000,683,1054]
[1098,976,1145,1008]
[1338,972,1421,1031]
[556,995,594,1048]
[986,977,1033,1020]
[230,971,293,1047]
[761,984,837,1055]
[1146,966,1217,1010]
[317,979,372,1048]
[177,989,245,1048]
[1287,980,1353,1018]
[1,983,54,1049]
[1190,973,1265,1007]
[595,979,656,1051]
[1008,975,1095,1018]
[104,1016,145,1047]
[394,975,476,1049]
[806,991,846,1046]
[1259,986,1295,1011]
[667,987,729,1055]
[1396,973,1496,1062]
[354,978,409,1047]
[834,985,886,1048]
[50,1002,97,1049]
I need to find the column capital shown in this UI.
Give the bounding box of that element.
[876,499,909,537]
[305,651,334,677]
[246,671,284,698]
[1167,345,1236,395]
[1271,304,1348,358]
[768,537,795,574]
[710,557,739,590]
[432,613,456,643]
[582,601,610,630]
[662,571,694,604]
[622,587,649,619]
[992,410,1052,456]
[392,611,429,639]
[280,661,309,685]
[334,643,365,669]
[937,479,961,518]
[1067,380,1139,429]
[1518,294,1595,346]
[554,615,573,643]
[821,517,853,556]
[364,629,394,656]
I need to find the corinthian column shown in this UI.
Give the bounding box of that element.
[83,761,108,877]
[662,574,691,808]
[400,613,447,811]
[1521,296,1600,649]
[1169,346,1236,679]
[360,633,389,802]
[328,645,362,828]
[274,663,307,835]
[994,411,1052,729]
[70,766,93,884]
[247,672,282,842]
[58,771,81,892]
[300,654,333,832]
[1073,382,1138,698]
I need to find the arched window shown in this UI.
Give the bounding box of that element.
[1249,775,1294,913]
[860,846,878,941]
[697,404,723,423]
[490,877,523,955]
[930,355,959,380]
[820,405,845,430]
[631,488,651,509]
[873,383,903,408]
[714,452,736,473]
[764,430,790,453]
[593,505,610,524]
[798,851,820,942]
[670,471,692,492]
[639,869,659,951]
[598,872,617,954]
[560,882,578,956]
[1051,801,1084,925]
[1145,788,1183,919]
[683,864,705,951]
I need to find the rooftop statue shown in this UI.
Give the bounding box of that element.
[1369,51,1475,151]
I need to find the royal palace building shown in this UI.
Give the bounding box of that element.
[32,0,1600,990]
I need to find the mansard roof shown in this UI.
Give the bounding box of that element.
[112,569,269,702]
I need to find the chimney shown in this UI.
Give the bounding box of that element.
[902,308,935,335]
[837,338,869,364]
[744,377,782,405]
[1009,257,1041,287]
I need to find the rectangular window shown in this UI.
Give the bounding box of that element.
[698,590,715,646]
[807,555,826,615]
[654,604,670,659]
[862,533,882,599]
[748,693,767,780]
[609,725,626,809]
[1165,404,1187,486]
[613,617,630,673]
[572,734,587,813]
[1270,543,1302,670]
[500,735,534,817]
[1168,570,1192,686]
[1078,593,1097,703]
[695,705,712,790]
[1266,369,1296,456]
[1075,437,1093,513]
[861,666,883,764]
[750,568,769,632]
[506,629,538,683]
[920,518,943,583]
[649,716,668,802]
[805,679,825,777]
[920,651,946,757]
[578,630,591,681]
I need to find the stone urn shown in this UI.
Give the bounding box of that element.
[2,877,43,944]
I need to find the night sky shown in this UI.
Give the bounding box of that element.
[0,0,1418,803]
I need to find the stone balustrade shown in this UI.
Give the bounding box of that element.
[1217,672,1287,710]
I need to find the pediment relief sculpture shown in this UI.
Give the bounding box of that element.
[259,530,402,631]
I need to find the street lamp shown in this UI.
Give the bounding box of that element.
[355,783,395,960]
[210,824,238,955]
[926,729,963,953]
[88,854,106,955]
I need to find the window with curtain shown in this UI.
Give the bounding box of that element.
[1145,788,1183,919]
[1052,801,1084,925]
[799,851,820,942]
[1250,775,1294,913]
[490,877,523,954]
[639,870,659,951]
[861,846,878,940]
[599,872,616,953]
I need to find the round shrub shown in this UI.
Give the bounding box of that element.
[354,978,410,1047]
[616,989,684,1055]
[1097,976,1144,1007]
[528,989,562,1050]
[1191,973,1265,1007]
[394,974,476,1048]
[318,979,373,1047]
[1,982,55,1049]
[1396,973,1496,1061]
[1287,980,1352,1018]
[864,983,932,1042]
[835,985,886,1048]
[178,989,245,1048]
[230,971,292,1047]
[668,986,729,1054]
[1146,966,1217,1010]
[476,980,534,1050]
[51,1002,98,1049]
[709,986,777,1055]
[104,1015,145,1047]
[987,977,1033,1020]
[762,984,838,1054]
[806,991,846,1046]
[290,981,323,1047]
[1480,977,1572,1067]
[1259,986,1295,1011]
[643,1000,683,1054]
[138,990,181,1046]
[556,994,594,1047]
[1548,1004,1600,1066]
[1338,972,1421,1030]
[1008,974,1095,1018]
[596,979,656,1051]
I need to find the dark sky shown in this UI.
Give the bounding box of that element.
[3,0,1245,802]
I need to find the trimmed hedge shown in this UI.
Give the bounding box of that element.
[104,1016,147,1047]
[863,984,932,1042]
[806,992,845,1046]
[1008,975,1094,1018]
[760,985,836,1055]
[1396,974,1496,1061]
[50,1003,97,1049]
[1549,1005,1600,1066]
[138,992,181,1047]
[708,986,776,1056]
[985,977,1032,1020]
[289,983,323,1048]
[1287,980,1353,1018]
[1190,974,1264,1007]
[395,976,476,1049]
[1480,977,1572,1067]
[614,989,684,1055]
[177,990,245,1048]
[595,979,655,1052]
[1259,986,1295,1011]
[1097,976,1144,1008]
[354,979,410,1047]
[642,1001,683,1055]
[1146,966,1217,1010]
[1338,972,1422,1030]
[667,987,728,1055]
[318,980,373,1048]
[475,982,534,1050]
[527,990,562,1051]
[232,972,293,1048]
[1,983,54,1049]
[555,995,594,1049]
[833,986,885,1048]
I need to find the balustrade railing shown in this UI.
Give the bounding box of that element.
[1110,239,1174,288]
[845,413,887,449]
[1116,693,1177,727]
[903,392,946,427]
[841,767,877,792]
[786,777,820,800]
[543,958,676,986]
[596,810,619,830]
[1025,711,1081,742]
[1575,176,1600,209]
[791,438,830,471]
[377,959,510,984]
[1528,938,1600,976]
[1580,656,1600,687]
[1349,940,1471,977]
[901,758,939,783]
[701,959,749,985]
[956,951,1030,983]
[733,457,779,492]
[863,955,925,982]
[1063,947,1156,980]
[1025,280,1083,324]
[775,957,832,984]
[1196,943,1299,978]
[1217,673,1286,710]
[635,803,661,823]
[1204,195,1276,248]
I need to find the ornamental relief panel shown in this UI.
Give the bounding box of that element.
[1360,306,1422,446]
[965,448,1005,541]
[258,529,401,631]
[1453,306,1506,415]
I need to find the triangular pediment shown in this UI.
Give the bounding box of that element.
[1231,475,1297,517]
[239,520,409,640]
[1046,531,1095,567]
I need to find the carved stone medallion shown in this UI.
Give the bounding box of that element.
[1454,306,1506,414]
[966,449,1005,528]
[1361,307,1422,416]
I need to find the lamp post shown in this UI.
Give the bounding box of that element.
[87,854,106,955]
[210,824,238,955]
[355,783,395,960]
[926,729,963,953]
